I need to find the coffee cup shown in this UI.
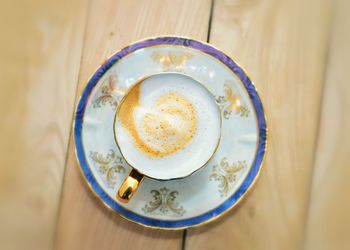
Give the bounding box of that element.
[114,72,221,202]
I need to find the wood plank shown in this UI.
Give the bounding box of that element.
[304,0,350,249]
[186,0,332,249]
[0,0,88,249]
[55,0,212,249]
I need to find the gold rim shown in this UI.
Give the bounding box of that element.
[72,35,268,230]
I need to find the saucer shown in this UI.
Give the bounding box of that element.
[74,36,267,229]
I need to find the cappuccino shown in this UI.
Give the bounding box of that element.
[114,73,221,179]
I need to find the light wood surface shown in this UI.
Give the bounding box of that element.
[55,0,211,249]
[1,0,349,249]
[304,0,350,249]
[0,0,88,250]
[186,0,332,249]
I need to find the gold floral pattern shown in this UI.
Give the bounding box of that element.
[216,80,249,118]
[209,158,246,196]
[92,74,124,109]
[142,187,186,217]
[89,149,126,188]
[151,51,193,71]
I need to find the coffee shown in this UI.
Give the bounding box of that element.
[118,85,197,158]
[114,73,221,179]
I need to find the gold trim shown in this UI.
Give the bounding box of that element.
[91,74,123,109]
[89,149,126,188]
[151,51,193,71]
[209,158,246,196]
[72,35,269,230]
[216,80,250,118]
[142,187,186,217]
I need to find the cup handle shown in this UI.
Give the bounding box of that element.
[117,169,144,203]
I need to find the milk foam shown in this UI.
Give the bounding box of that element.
[135,92,196,156]
[115,73,221,180]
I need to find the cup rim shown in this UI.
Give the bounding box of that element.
[113,72,222,181]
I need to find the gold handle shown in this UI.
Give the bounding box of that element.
[117,169,144,203]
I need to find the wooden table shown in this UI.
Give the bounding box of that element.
[1,0,349,249]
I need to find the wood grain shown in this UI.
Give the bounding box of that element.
[54,0,212,249]
[186,0,332,249]
[304,0,350,249]
[0,0,88,249]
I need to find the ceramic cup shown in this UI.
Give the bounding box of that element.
[113,72,222,202]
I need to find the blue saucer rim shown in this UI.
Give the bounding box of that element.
[74,36,268,229]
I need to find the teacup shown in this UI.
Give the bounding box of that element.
[114,72,221,202]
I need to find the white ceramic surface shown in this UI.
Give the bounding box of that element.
[74,37,267,229]
[114,72,221,180]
